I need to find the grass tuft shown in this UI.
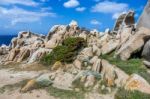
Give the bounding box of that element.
[115,88,150,99]
[46,86,85,99]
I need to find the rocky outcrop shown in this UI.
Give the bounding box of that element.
[125,74,150,94]
[137,0,150,29]
[0,45,9,55]
[115,27,150,60]
[142,39,150,62]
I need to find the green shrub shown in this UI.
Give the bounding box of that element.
[63,37,86,51]
[115,88,150,99]
[41,37,86,65]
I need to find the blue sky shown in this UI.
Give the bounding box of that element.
[0,0,148,35]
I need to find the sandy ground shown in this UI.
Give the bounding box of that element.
[0,69,44,87]
[0,68,54,99]
[0,65,121,99]
[0,89,55,99]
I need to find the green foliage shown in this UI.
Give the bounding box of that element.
[63,37,86,51]
[115,88,150,99]
[46,86,85,99]
[41,37,86,65]
[100,53,150,83]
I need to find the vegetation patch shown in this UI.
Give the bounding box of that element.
[46,86,85,99]
[100,52,150,83]
[115,88,150,99]
[41,37,86,66]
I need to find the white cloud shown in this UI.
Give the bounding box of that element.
[91,1,128,14]
[0,0,38,6]
[90,19,101,25]
[0,6,56,25]
[64,0,79,8]
[76,7,86,12]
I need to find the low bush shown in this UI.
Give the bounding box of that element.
[41,37,86,65]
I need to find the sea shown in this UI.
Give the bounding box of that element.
[0,35,17,46]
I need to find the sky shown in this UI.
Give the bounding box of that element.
[0,0,148,35]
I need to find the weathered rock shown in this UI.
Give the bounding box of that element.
[89,56,98,64]
[6,48,20,61]
[36,73,53,87]
[77,47,93,62]
[137,0,150,29]
[21,73,53,93]
[101,60,116,87]
[14,47,30,62]
[69,20,78,27]
[115,27,150,60]
[21,79,37,93]
[113,11,135,33]
[73,59,82,70]
[92,59,102,73]
[92,45,101,56]
[73,70,101,88]
[53,72,74,90]
[28,48,51,63]
[125,74,150,94]
[143,60,150,68]
[0,45,9,55]
[101,39,119,55]
[142,40,150,62]
[84,75,95,87]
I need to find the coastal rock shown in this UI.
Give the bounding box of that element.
[0,45,9,55]
[137,0,150,29]
[28,48,51,63]
[115,27,150,60]
[16,48,30,62]
[21,79,37,93]
[21,73,53,93]
[6,48,20,61]
[92,59,101,73]
[73,59,82,70]
[101,60,116,87]
[125,74,150,94]
[142,39,150,62]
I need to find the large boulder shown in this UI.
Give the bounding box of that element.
[101,39,119,55]
[21,73,53,93]
[92,59,101,73]
[6,48,20,61]
[125,74,150,94]
[142,39,150,62]
[115,27,150,60]
[0,45,9,55]
[137,0,150,29]
[28,48,51,63]
[14,47,30,62]
[73,70,101,88]
[101,60,117,87]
